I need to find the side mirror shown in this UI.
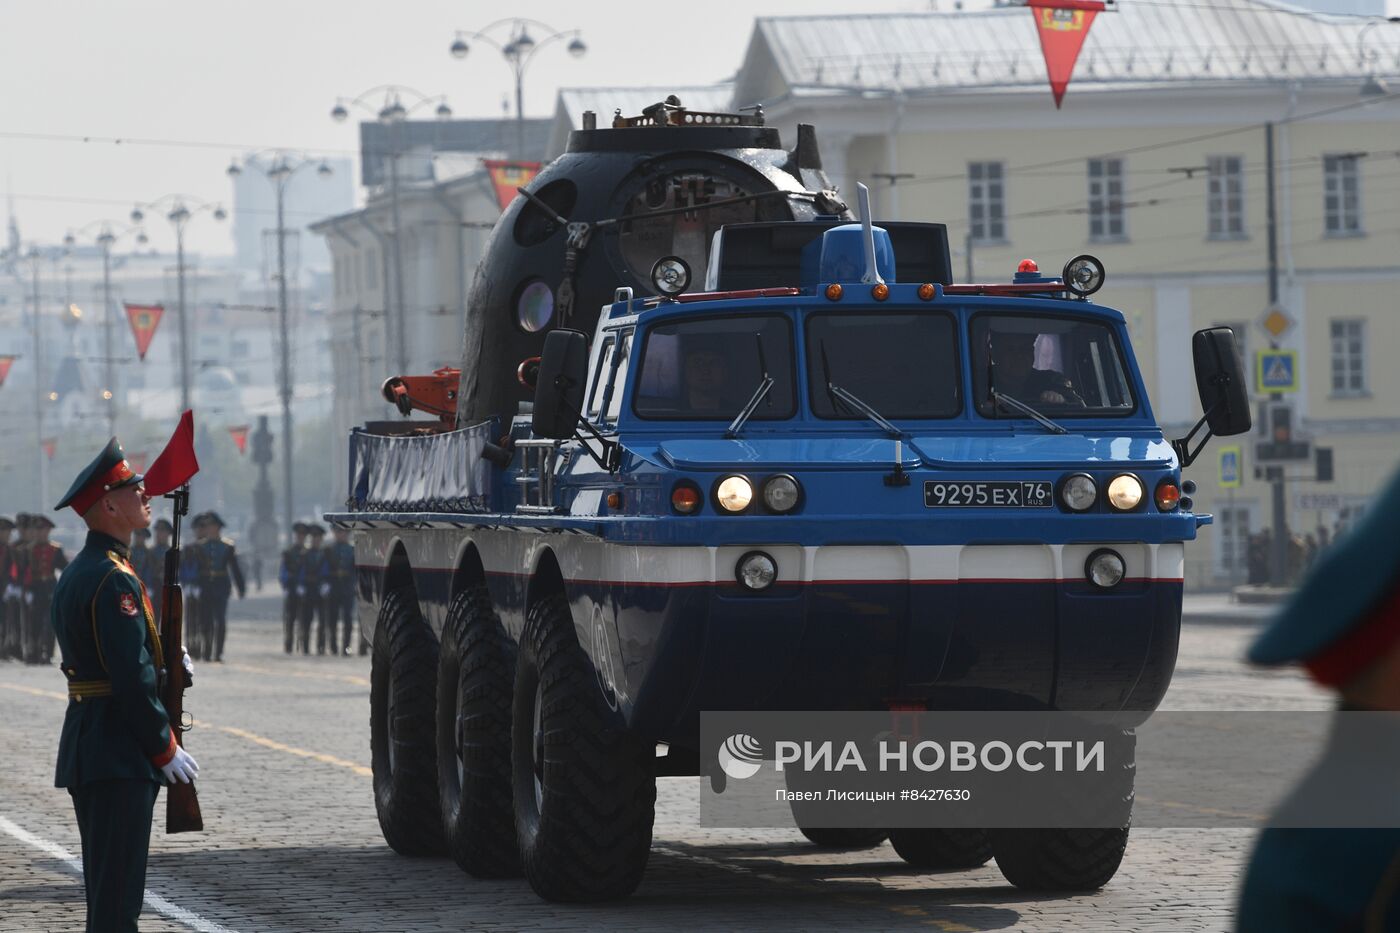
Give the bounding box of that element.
[532,330,589,439]
[1191,327,1251,437]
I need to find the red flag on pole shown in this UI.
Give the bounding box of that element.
[41,437,57,460]
[0,355,15,388]
[124,303,165,361]
[228,425,249,455]
[1028,0,1105,109]
[144,410,200,496]
[483,160,542,212]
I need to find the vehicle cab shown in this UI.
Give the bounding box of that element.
[523,199,1249,743]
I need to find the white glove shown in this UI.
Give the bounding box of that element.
[189,586,201,599]
[23,591,32,605]
[4,584,17,600]
[296,585,306,596]
[160,746,199,784]
[182,649,195,685]
[319,583,331,597]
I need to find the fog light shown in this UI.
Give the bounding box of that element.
[715,475,754,513]
[761,474,801,513]
[1107,474,1144,511]
[736,551,777,590]
[1085,549,1126,589]
[1060,473,1097,512]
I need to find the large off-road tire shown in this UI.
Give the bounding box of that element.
[369,587,445,856]
[436,586,520,877]
[990,826,1129,890]
[889,828,993,869]
[990,728,1135,891]
[797,827,890,849]
[512,593,655,902]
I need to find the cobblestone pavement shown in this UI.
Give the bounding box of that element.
[0,592,1325,932]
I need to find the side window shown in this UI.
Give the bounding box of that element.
[586,338,615,420]
[604,333,632,424]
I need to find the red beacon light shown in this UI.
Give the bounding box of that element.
[1017,259,1039,274]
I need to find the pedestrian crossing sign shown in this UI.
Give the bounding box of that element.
[1219,446,1242,488]
[1254,350,1298,394]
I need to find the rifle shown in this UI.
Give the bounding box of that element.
[159,485,203,833]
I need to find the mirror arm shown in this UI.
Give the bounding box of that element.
[1171,399,1220,469]
[550,383,618,473]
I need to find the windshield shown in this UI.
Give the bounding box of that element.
[807,311,961,420]
[633,314,795,420]
[971,313,1136,418]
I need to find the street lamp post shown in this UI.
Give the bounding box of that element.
[226,152,333,538]
[450,19,586,160]
[65,220,148,434]
[129,195,227,413]
[330,86,452,375]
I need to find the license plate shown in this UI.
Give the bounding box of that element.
[923,481,1054,508]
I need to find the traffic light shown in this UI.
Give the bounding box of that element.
[1271,405,1292,443]
[1256,404,1310,462]
[1316,447,1334,483]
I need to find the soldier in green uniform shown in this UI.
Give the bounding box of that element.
[0,515,16,660]
[8,514,32,661]
[196,512,245,663]
[279,522,309,654]
[24,514,68,664]
[50,437,199,933]
[142,519,173,624]
[1237,465,1400,931]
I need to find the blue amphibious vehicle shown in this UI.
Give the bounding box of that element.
[328,185,1251,903]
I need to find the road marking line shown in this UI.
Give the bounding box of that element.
[222,662,370,688]
[0,813,240,933]
[0,682,68,701]
[213,725,372,777]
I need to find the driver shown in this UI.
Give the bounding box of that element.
[989,331,1083,406]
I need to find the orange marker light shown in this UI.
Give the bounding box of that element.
[671,484,701,515]
[606,492,622,510]
[825,283,843,301]
[871,283,890,301]
[1155,482,1181,511]
[1018,259,1039,273]
[918,283,936,301]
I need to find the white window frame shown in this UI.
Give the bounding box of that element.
[1087,158,1126,242]
[1330,318,1367,397]
[1206,155,1246,240]
[968,161,1006,243]
[1323,154,1363,237]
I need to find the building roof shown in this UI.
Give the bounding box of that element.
[735,0,1400,105]
[358,118,552,186]
[546,84,736,157]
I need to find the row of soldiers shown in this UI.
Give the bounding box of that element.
[280,522,359,656]
[0,513,69,664]
[127,510,245,662]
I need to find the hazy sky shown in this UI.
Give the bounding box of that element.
[5,0,1397,258]
[1,0,950,258]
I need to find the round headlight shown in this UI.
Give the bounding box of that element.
[761,474,800,513]
[1107,474,1144,511]
[1085,549,1126,589]
[715,475,754,513]
[736,551,777,590]
[1060,473,1097,512]
[650,256,691,297]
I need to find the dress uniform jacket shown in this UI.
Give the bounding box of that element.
[52,530,176,787]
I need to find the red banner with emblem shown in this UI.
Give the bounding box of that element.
[124,303,165,361]
[1028,0,1105,109]
[229,425,249,455]
[41,437,56,460]
[0,354,15,388]
[483,160,542,212]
